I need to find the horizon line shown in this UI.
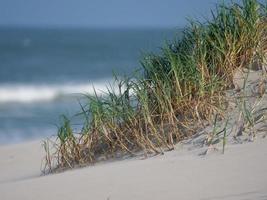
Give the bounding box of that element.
[0,23,185,30]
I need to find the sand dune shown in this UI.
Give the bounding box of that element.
[1,69,266,200]
[0,137,267,200]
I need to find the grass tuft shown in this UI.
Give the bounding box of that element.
[43,0,267,173]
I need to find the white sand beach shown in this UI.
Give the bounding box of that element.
[1,69,267,200]
[1,0,266,199]
[0,136,267,200]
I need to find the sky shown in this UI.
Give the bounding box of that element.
[0,0,233,28]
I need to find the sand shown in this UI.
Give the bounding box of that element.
[0,137,266,200]
[1,69,266,200]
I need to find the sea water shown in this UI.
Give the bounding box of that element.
[0,27,176,144]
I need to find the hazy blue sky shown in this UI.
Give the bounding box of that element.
[0,0,232,28]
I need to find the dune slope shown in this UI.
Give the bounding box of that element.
[0,137,267,200]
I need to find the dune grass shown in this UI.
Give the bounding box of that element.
[42,0,267,173]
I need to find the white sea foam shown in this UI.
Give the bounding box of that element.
[0,79,114,103]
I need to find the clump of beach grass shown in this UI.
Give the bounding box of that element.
[43,0,267,173]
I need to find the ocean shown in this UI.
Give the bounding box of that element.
[0,27,177,144]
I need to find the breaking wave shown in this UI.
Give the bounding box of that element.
[0,79,113,103]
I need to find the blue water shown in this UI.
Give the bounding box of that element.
[0,27,177,144]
